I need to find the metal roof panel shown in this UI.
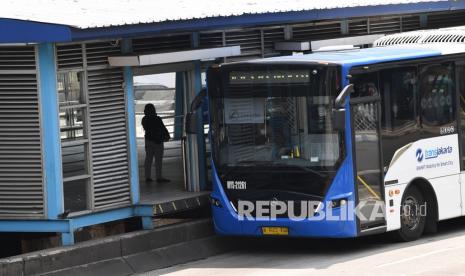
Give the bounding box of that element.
[0,0,451,29]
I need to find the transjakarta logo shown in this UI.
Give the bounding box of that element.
[416,148,423,162]
[416,146,452,162]
[425,146,452,159]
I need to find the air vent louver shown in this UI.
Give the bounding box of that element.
[87,68,131,210]
[263,27,285,57]
[56,44,84,70]
[369,17,401,34]
[292,21,342,41]
[86,41,121,68]
[0,46,44,218]
[133,34,191,54]
[225,29,262,61]
[427,10,465,29]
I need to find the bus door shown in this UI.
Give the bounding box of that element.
[350,95,386,230]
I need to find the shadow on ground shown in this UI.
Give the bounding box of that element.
[159,216,465,272]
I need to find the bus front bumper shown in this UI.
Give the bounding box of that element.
[211,198,358,238]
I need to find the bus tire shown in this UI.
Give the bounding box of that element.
[395,186,426,242]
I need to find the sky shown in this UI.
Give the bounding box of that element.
[134,72,207,88]
[134,73,175,88]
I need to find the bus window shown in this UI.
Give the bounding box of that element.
[419,63,456,137]
[458,65,465,169]
[352,72,379,98]
[380,67,418,167]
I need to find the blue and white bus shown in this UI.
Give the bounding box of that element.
[188,28,465,241]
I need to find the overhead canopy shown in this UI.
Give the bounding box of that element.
[108,46,241,66]
[1,0,465,43]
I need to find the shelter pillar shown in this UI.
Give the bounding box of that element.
[122,39,140,205]
[174,72,184,140]
[37,43,64,220]
[191,32,207,191]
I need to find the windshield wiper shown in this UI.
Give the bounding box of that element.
[235,160,275,166]
[219,161,275,177]
[298,166,326,178]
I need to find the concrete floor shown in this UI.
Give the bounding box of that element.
[144,217,465,276]
[138,139,209,204]
[135,90,210,205]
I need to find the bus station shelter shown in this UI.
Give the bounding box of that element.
[1,0,465,246]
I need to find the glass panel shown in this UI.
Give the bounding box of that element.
[352,73,384,227]
[60,108,85,140]
[62,143,87,178]
[213,68,342,168]
[58,70,90,213]
[352,72,380,98]
[380,67,419,167]
[57,71,84,106]
[63,178,88,212]
[209,65,344,199]
[459,65,465,169]
[419,63,456,136]
[352,101,384,226]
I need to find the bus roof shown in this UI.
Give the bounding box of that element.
[235,45,465,68]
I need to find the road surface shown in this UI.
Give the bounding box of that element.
[141,217,465,276]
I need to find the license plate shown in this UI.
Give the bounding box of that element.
[262,227,288,236]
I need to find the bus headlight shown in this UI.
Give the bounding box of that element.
[210,197,222,208]
[331,198,348,208]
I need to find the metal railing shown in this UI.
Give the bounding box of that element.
[135,112,183,159]
[136,111,212,188]
[135,112,182,139]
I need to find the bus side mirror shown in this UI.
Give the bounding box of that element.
[332,109,345,131]
[185,88,207,134]
[334,84,354,108]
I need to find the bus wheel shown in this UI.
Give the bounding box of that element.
[396,186,426,242]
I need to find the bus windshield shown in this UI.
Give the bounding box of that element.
[208,64,345,198]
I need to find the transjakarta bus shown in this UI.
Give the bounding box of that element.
[187,29,465,241]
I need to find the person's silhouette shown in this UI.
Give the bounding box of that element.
[142,103,170,183]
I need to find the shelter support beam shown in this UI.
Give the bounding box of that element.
[37,43,64,220]
[193,61,207,191]
[122,39,140,204]
[0,205,154,246]
[174,72,184,140]
[192,32,207,191]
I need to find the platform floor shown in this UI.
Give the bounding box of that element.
[137,139,209,206]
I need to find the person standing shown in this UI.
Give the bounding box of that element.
[142,103,170,183]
